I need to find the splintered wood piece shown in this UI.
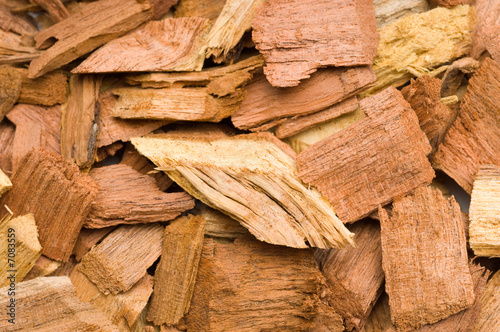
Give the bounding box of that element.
[6,104,61,171]
[401,75,457,154]
[73,17,211,74]
[433,58,500,193]
[365,5,475,96]
[379,186,474,331]
[61,74,101,169]
[231,66,375,131]
[203,0,265,62]
[23,255,61,280]
[132,132,354,249]
[0,213,41,287]
[0,120,14,176]
[28,0,152,78]
[86,164,194,228]
[298,87,434,223]
[147,215,206,325]
[252,0,378,87]
[374,0,429,28]
[30,0,69,22]
[15,68,67,105]
[79,223,164,294]
[315,219,384,331]
[474,269,500,331]
[469,165,500,257]
[0,66,22,122]
[0,168,11,197]
[97,91,166,148]
[0,29,41,65]
[0,276,119,331]
[175,0,225,21]
[0,149,99,261]
[471,0,500,60]
[73,227,115,262]
[194,204,249,239]
[441,57,480,97]
[71,268,153,329]
[0,6,38,35]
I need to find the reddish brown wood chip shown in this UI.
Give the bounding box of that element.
[0,120,15,176]
[471,0,500,60]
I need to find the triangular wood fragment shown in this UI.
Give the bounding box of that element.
[471,0,500,60]
[73,227,115,262]
[0,29,40,65]
[48,255,77,277]
[30,0,69,22]
[298,87,435,223]
[379,186,474,331]
[0,5,38,35]
[374,0,429,28]
[0,66,22,122]
[23,255,61,281]
[175,0,225,21]
[132,132,354,249]
[0,148,98,261]
[194,203,249,239]
[474,269,500,331]
[0,168,11,197]
[15,67,67,106]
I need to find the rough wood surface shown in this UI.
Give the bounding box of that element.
[132,132,354,249]
[149,0,177,19]
[316,219,384,331]
[440,57,480,97]
[231,66,375,131]
[252,0,378,87]
[0,213,41,287]
[61,74,101,169]
[474,269,500,331]
[298,87,434,223]
[0,5,38,35]
[86,164,194,228]
[0,29,40,65]
[28,0,152,78]
[0,276,119,331]
[0,66,22,122]
[30,0,69,22]
[194,204,249,239]
[175,0,225,21]
[73,227,114,262]
[0,168,11,197]
[23,255,61,281]
[0,120,14,176]
[471,0,500,60]
[147,215,205,325]
[429,0,473,7]
[374,0,429,28]
[79,223,164,295]
[14,68,67,106]
[74,17,211,74]
[0,149,98,261]
[469,165,500,257]
[379,186,474,331]
[433,58,500,193]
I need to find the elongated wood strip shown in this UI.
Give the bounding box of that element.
[0,5,37,35]
[0,66,22,122]
[28,0,152,78]
[471,0,500,60]
[433,58,500,193]
[30,0,69,22]
[0,149,98,261]
[0,168,11,197]
[15,68,67,105]
[0,29,40,65]
[132,132,354,249]
[298,87,434,223]
[474,269,500,331]
[440,57,480,97]
[0,120,14,176]
[374,0,429,28]
[0,276,119,330]
[175,0,225,21]
[23,255,61,280]
[379,186,474,331]
[148,215,205,325]
[252,0,378,87]
[194,203,248,239]
[80,223,164,294]
[469,165,500,257]
[73,227,115,262]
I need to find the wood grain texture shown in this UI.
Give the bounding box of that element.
[15,68,67,106]
[440,57,480,97]
[73,227,114,262]
[0,276,119,331]
[0,29,40,65]
[132,132,354,249]
[469,165,500,257]
[298,87,434,223]
[252,0,378,87]
[30,0,69,22]
[194,203,249,239]
[429,0,474,7]
[0,149,98,261]
[374,0,429,28]
[175,0,225,21]
[86,164,194,228]
[149,0,177,19]
[0,168,11,197]
[474,269,500,331]
[231,66,375,131]
[379,186,474,331]
[28,0,152,78]
[0,5,38,35]
[471,0,500,60]
[0,120,14,176]
[147,215,205,325]
[79,223,164,295]
[0,66,22,122]
[23,255,61,281]
[433,58,500,194]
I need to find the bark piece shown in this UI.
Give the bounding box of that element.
[23,255,61,280]
[149,0,177,19]
[401,75,457,154]
[0,276,119,331]
[231,66,376,131]
[316,219,384,331]
[0,213,41,287]
[0,66,22,122]
[298,87,434,223]
[16,68,67,105]
[194,204,248,239]
[175,0,225,21]
[71,267,153,329]
[0,149,99,261]
[73,17,210,74]
[0,120,14,176]
[0,168,11,197]
[433,58,500,193]
[79,223,164,294]
[379,186,474,331]
[28,0,152,78]
[365,5,475,96]
[469,165,500,257]
[132,132,354,249]
[30,0,69,22]
[252,0,378,87]
[147,215,205,325]
[0,29,40,65]
[61,74,101,169]
[86,164,194,228]
[472,0,500,60]
[73,227,115,262]
[374,0,429,28]
[441,57,480,97]
[0,5,38,35]
[474,269,500,331]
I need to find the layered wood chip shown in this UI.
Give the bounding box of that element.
[0,29,40,65]
[15,68,67,106]
[132,132,354,249]
[474,269,500,331]
[194,204,249,239]
[0,65,22,122]
[73,227,115,261]
[31,0,69,22]
[0,5,38,35]
[471,0,500,60]
[374,0,429,28]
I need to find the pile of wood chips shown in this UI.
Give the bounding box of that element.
[1,0,500,331]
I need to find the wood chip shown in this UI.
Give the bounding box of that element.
[429,0,473,7]
[379,186,474,331]
[79,223,164,294]
[0,167,11,197]
[469,165,500,257]
[149,0,177,20]
[23,255,61,281]
[374,0,429,28]
[0,148,99,261]
[132,132,354,249]
[298,87,434,223]
[0,29,40,65]
[440,57,480,97]
[30,0,69,22]
[175,0,225,21]
[0,120,14,176]
[433,58,500,194]
[252,0,378,87]
[0,5,37,35]
[0,66,22,122]
[73,227,115,262]
[194,203,249,239]
[15,68,67,106]
[28,0,152,78]
[474,269,500,331]
[471,0,500,60]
